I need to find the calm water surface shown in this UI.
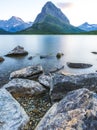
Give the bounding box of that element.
[0,35,97,86]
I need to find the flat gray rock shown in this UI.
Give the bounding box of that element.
[50,73,97,103]
[10,65,43,79]
[36,88,97,130]
[3,78,46,96]
[67,62,92,69]
[0,88,29,130]
[5,45,28,56]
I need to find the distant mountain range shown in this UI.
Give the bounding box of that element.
[78,22,97,32]
[0,1,97,34]
[0,16,33,32]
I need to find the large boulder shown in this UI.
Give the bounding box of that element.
[3,78,46,96]
[67,62,92,69]
[10,65,43,79]
[5,45,28,56]
[0,88,29,130]
[36,88,97,130]
[0,56,4,62]
[50,73,97,103]
[38,73,52,88]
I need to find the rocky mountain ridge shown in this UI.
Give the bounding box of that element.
[0,16,33,32]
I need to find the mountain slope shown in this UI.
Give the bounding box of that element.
[21,1,82,34]
[0,28,10,34]
[0,16,33,32]
[21,15,82,34]
[78,22,97,32]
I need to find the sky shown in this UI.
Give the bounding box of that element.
[0,0,97,26]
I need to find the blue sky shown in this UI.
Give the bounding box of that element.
[0,0,97,26]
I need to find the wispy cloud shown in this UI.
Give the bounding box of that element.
[57,2,73,9]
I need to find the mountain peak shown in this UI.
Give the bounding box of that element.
[42,1,60,14]
[34,1,70,24]
[82,22,89,25]
[44,1,53,6]
[9,16,24,23]
[43,1,56,10]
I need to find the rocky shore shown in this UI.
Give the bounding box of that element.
[1,46,97,130]
[0,64,52,130]
[1,62,97,130]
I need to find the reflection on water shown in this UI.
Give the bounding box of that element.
[0,35,97,86]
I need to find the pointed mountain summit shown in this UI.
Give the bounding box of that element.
[34,1,70,24]
[22,1,82,34]
[8,16,25,24]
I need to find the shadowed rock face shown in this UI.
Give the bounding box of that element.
[35,88,97,130]
[5,45,28,56]
[50,73,97,103]
[10,65,43,79]
[67,62,92,69]
[0,88,29,130]
[3,78,46,96]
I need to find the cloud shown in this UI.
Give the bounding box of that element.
[57,2,73,9]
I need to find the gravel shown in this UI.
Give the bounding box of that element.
[13,92,51,130]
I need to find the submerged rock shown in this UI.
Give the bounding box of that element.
[10,65,43,79]
[3,78,46,96]
[40,55,53,59]
[50,73,97,103]
[28,56,33,60]
[0,88,29,130]
[0,56,4,62]
[91,52,97,54]
[5,45,28,56]
[36,88,97,130]
[67,62,92,69]
[56,52,64,59]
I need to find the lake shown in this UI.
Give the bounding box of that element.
[0,35,97,86]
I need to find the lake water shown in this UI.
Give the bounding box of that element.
[0,35,97,86]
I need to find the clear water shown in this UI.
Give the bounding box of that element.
[0,35,97,86]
